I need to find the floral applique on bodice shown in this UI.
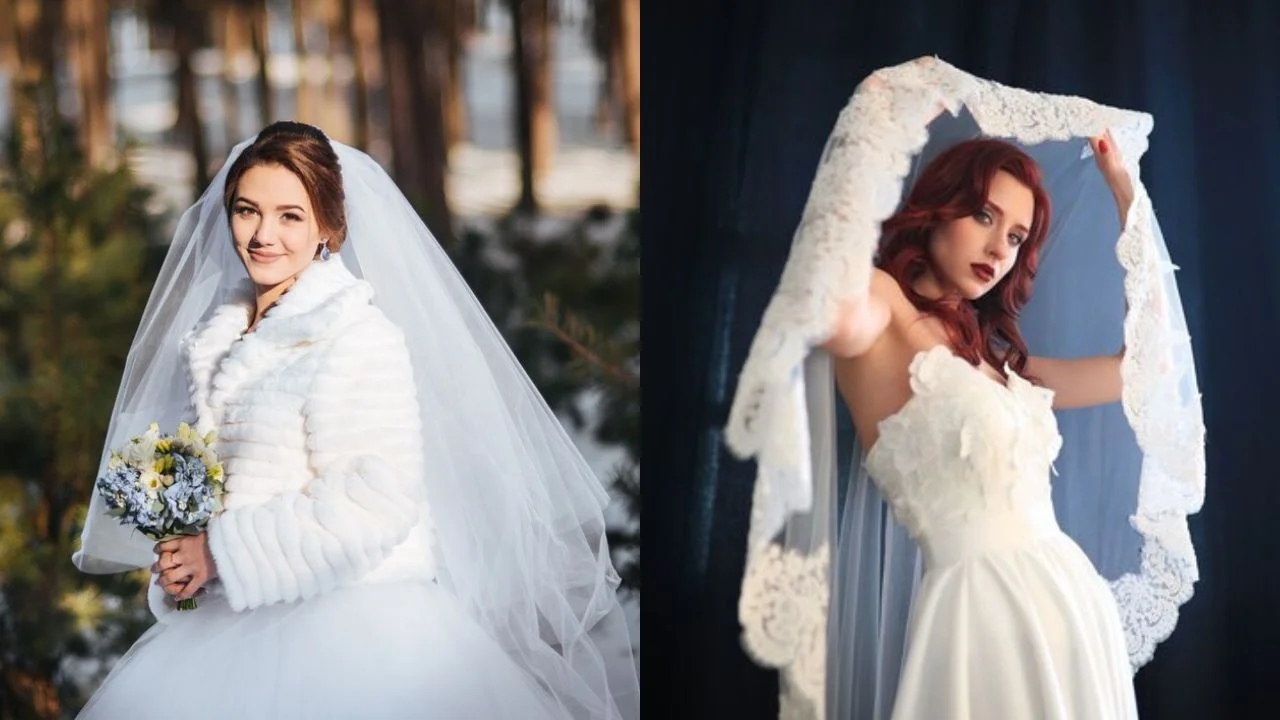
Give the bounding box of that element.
[864,345,1064,552]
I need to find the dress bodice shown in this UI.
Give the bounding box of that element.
[864,345,1064,566]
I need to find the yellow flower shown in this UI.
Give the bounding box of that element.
[176,423,199,450]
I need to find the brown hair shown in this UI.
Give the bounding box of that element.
[223,121,347,253]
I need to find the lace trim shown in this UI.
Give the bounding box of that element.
[1112,512,1199,668]
[727,55,1205,716]
[1111,186,1207,667]
[738,544,829,720]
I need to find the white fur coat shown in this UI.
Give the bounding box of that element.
[149,257,436,619]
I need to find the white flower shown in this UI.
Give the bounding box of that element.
[122,435,158,467]
[140,470,162,492]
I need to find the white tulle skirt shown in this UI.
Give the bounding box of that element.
[78,580,562,720]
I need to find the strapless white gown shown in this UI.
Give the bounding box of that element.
[863,346,1138,719]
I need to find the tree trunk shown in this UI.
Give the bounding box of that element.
[375,0,453,243]
[171,2,210,192]
[90,0,113,162]
[442,0,468,149]
[0,0,15,71]
[291,0,317,124]
[345,0,381,151]
[590,0,616,135]
[9,0,61,163]
[215,3,245,147]
[616,0,638,153]
[66,0,114,166]
[531,0,556,175]
[509,0,556,212]
[319,0,350,142]
[509,0,534,211]
[250,0,273,125]
[0,0,21,158]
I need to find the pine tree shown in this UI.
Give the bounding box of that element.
[448,206,641,593]
[0,113,165,717]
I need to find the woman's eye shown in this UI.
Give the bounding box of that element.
[975,210,993,224]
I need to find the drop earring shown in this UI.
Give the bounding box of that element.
[319,241,331,262]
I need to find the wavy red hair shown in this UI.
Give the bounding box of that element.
[877,138,1051,377]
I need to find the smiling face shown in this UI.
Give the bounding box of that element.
[228,163,325,290]
[919,170,1036,301]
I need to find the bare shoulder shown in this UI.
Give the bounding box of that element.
[868,267,908,307]
[831,270,924,444]
[869,267,922,337]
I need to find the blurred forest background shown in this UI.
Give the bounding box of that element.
[0,0,638,715]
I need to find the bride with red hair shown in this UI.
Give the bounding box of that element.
[727,57,1204,720]
[824,133,1134,718]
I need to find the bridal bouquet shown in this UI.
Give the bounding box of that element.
[95,422,225,610]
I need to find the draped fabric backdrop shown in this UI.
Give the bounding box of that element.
[644,1,1280,717]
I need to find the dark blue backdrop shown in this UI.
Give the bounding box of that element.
[643,0,1280,717]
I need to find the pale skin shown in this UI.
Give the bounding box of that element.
[824,131,1135,450]
[154,162,331,602]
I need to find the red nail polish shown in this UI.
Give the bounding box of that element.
[1098,140,1108,154]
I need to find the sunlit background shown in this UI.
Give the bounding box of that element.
[0,0,639,714]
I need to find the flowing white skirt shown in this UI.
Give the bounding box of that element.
[891,530,1138,719]
[78,580,562,720]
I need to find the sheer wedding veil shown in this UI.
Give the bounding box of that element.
[725,57,1204,718]
[72,128,640,719]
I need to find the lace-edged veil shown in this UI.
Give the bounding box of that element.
[72,134,640,720]
[725,57,1205,719]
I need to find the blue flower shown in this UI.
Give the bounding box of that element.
[96,465,141,512]
[160,452,217,529]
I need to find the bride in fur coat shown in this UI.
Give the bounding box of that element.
[72,122,639,720]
